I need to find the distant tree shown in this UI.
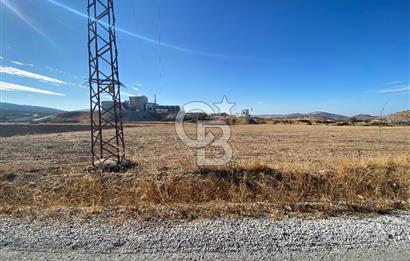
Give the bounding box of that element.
[349,116,358,126]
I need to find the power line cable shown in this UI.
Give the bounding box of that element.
[157,0,163,97]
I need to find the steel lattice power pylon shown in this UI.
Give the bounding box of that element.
[87,0,125,166]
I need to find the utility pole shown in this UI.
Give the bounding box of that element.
[87,0,126,167]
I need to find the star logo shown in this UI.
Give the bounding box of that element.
[213,95,236,115]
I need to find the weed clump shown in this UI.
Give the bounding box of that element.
[1,156,409,220]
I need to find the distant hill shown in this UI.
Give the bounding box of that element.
[352,114,376,121]
[385,110,410,122]
[256,113,300,119]
[256,111,350,121]
[256,110,410,125]
[0,102,64,122]
[306,112,349,121]
[48,111,91,123]
[1,102,408,125]
[0,102,63,115]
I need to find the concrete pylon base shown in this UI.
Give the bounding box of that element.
[87,159,133,172]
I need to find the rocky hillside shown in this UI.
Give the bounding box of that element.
[0,102,63,122]
[385,110,410,123]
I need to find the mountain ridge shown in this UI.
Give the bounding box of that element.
[0,102,64,115]
[256,111,353,121]
[0,102,408,123]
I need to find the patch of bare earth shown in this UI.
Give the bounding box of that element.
[0,124,409,220]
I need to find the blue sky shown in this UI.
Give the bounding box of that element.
[0,0,409,115]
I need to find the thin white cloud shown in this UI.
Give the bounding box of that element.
[45,65,82,81]
[376,85,410,94]
[385,80,407,85]
[131,82,143,95]
[1,0,47,37]
[121,91,138,97]
[65,82,86,89]
[45,0,265,61]
[0,56,4,59]
[11,61,34,67]
[132,86,142,93]
[45,65,65,74]
[0,66,66,85]
[0,81,65,96]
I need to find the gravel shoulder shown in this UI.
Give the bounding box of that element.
[1,212,409,260]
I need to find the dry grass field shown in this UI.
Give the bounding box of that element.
[0,123,409,220]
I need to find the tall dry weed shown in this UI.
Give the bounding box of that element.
[1,155,409,219]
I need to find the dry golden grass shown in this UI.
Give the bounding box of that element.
[1,155,408,220]
[0,124,409,220]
